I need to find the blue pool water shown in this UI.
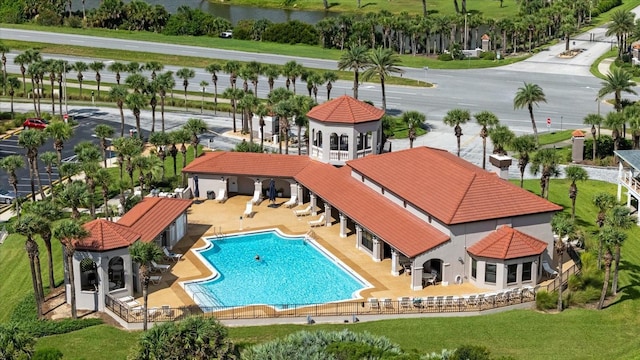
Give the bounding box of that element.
[183,230,369,309]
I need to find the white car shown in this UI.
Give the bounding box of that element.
[219,30,233,38]
[0,189,16,204]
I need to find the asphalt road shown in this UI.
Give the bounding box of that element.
[1,28,633,133]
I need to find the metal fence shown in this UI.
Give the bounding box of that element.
[106,289,537,324]
[542,262,579,294]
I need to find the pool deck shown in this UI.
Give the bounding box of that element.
[140,195,505,310]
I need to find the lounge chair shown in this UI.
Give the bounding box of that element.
[149,275,162,285]
[367,297,380,311]
[118,295,134,303]
[130,306,143,316]
[215,188,227,203]
[250,190,262,205]
[412,297,423,309]
[542,261,558,276]
[126,300,141,308]
[294,205,312,217]
[243,201,254,218]
[382,298,394,310]
[161,305,173,318]
[308,214,325,227]
[151,260,170,273]
[147,307,159,319]
[163,247,183,262]
[399,296,411,310]
[283,195,297,208]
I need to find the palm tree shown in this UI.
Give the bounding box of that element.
[42,59,57,114]
[72,61,88,98]
[126,92,149,138]
[443,108,470,157]
[157,71,174,132]
[474,110,500,169]
[401,111,426,148]
[604,111,626,154]
[21,199,62,291]
[125,73,147,94]
[205,63,222,113]
[551,212,574,312]
[565,166,589,221]
[245,61,262,96]
[268,88,295,154]
[76,142,102,218]
[12,214,48,318]
[598,68,637,113]
[149,131,170,180]
[362,47,403,112]
[238,93,260,144]
[199,80,208,114]
[169,130,189,177]
[224,60,241,92]
[255,104,269,152]
[45,121,73,167]
[593,192,617,268]
[606,205,635,295]
[625,105,640,149]
[55,60,68,115]
[19,129,47,201]
[262,64,280,95]
[323,71,338,101]
[94,168,112,219]
[129,241,164,331]
[606,10,635,58]
[14,52,29,95]
[283,60,304,94]
[53,219,89,319]
[511,135,537,188]
[88,61,105,98]
[583,113,604,159]
[144,61,164,80]
[107,61,127,85]
[39,151,57,200]
[109,85,129,137]
[7,76,20,117]
[291,95,313,155]
[184,118,208,158]
[127,62,142,74]
[513,82,546,145]
[338,45,369,99]
[597,225,625,309]
[0,42,8,96]
[530,148,562,199]
[94,124,115,169]
[176,67,195,110]
[222,88,245,133]
[57,180,90,219]
[488,125,515,156]
[0,155,24,219]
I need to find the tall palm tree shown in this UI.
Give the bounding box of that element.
[147,78,160,133]
[88,61,105,98]
[19,129,47,201]
[291,95,313,155]
[323,71,338,101]
[606,205,635,295]
[223,60,241,91]
[126,92,149,138]
[268,88,295,154]
[205,63,222,112]
[125,73,147,94]
[169,130,189,177]
[238,93,260,144]
[625,105,640,149]
[551,212,574,312]
[7,76,20,117]
[604,111,626,154]
[255,104,269,152]
[593,192,617,268]
[93,168,112,219]
[565,166,589,221]
[55,60,68,115]
[53,219,89,319]
[183,118,208,158]
[42,59,57,115]
[283,60,304,94]
[39,151,58,200]
[199,80,208,114]
[72,61,88,98]
[530,148,562,199]
[149,131,170,180]
[45,121,73,167]
[26,62,42,116]
[222,88,245,133]
[0,155,25,219]
[0,42,8,96]
[107,61,127,85]
[94,124,114,169]
[176,67,195,110]
[488,124,515,156]
[514,82,546,145]
[157,71,174,132]
[511,135,537,187]
[401,111,426,148]
[606,10,635,58]
[263,64,280,95]
[443,108,470,157]
[129,241,164,331]
[127,62,142,74]
[109,85,129,137]
[144,61,164,80]
[474,110,500,169]
[14,52,29,94]
[337,45,369,99]
[245,61,262,96]
[597,225,625,309]
[57,180,90,219]
[362,47,403,112]
[76,142,102,218]
[583,113,604,159]
[598,68,637,113]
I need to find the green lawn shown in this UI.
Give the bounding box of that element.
[11,178,640,359]
[537,129,575,146]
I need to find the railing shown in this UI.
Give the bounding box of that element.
[542,263,580,294]
[356,149,372,158]
[620,172,640,194]
[310,146,322,159]
[329,150,349,161]
[106,289,536,324]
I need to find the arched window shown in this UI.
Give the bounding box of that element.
[80,258,98,292]
[108,257,125,291]
[312,129,317,146]
[317,131,323,147]
[340,134,349,151]
[330,133,338,150]
[357,133,364,150]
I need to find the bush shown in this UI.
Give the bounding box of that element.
[234,140,263,152]
[438,53,453,61]
[596,0,622,14]
[35,8,63,26]
[535,290,556,310]
[33,348,63,360]
[451,345,491,360]
[481,51,496,60]
[262,20,318,45]
[233,19,254,40]
[583,135,630,160]
[64,15,84,28]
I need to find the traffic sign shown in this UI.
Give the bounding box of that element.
[63,113,68,120]
[546,118,551,127]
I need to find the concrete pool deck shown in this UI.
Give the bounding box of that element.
[139,194,498,310]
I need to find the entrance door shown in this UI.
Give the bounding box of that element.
[228,176,238,193]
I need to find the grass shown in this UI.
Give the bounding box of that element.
[537,130,575,146]
[590,49,617,79]
[8,178,639,359]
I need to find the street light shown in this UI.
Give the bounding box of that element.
[464,13,470,50]
[423,66,429,85]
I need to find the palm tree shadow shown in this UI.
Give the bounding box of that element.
[386,108,402,116]
[605,259,640,307]
[360,2,377,8]
[328,2,340,8]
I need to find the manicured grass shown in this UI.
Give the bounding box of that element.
[34,325,138,359]
[537,129,575,146]
[590,49,617,79]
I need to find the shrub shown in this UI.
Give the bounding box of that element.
[35,8,63,26]
[535,290,556,310]
[64,15,84,28]
[481,51,496,60]
[438,53,453,61]
[32,348,63,360]
[262,20,318,45]
[233,19,254,40]
[234,140,263,153]
[451,345,491,360]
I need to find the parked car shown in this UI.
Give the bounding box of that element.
[23,118,47,129]
[219,30,233,38]
[0,189,16,204]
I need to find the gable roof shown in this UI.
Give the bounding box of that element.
[295,161,450,257]
[307,95,385,124]
[182,152,312,177]
[347,147,561,224]
[117,197,192,241]
[467,226,548,260]
[77,219,141,251]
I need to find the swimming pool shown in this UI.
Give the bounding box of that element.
[182,229,371,309]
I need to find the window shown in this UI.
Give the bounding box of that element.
[317,131,323,147]
[522,262,532,282]
[340,134,349,151]
[485,263,496,284]
[80,258,98,292]
[471,258,477,279]
[108,257,125,291]
[507,264,517,284]
[362,230,374,252]
[330,133,338,150]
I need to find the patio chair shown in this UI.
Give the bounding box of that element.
[434,296,445,310]
[151,260,170,273]
[424,296,436,310]
[163,247,183,262]
[130,306,143,317]
[148,307,160,319]
[243,201,254,218]
[118,295,134,303]
[149,275,162,285]
[382,298,394,310]
[126,300,141,308]
[161,305,173,318]
[399,296,412,310]
[367,297,380,311]
[215,188,227,203]
[542,261,558,277]
[308,214,325,227]
[412,297,423,309]
[250,190,262,205]
[283,195,297,208]
[443,296,455,310]
[293,205,312,217]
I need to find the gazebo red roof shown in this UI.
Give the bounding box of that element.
[77,219,141,251]
[306,95,385,124]
[572,129,585,137]
[467,226,548,260]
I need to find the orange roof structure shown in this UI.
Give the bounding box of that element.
[78,219,141,251]
[467,226,548,259]
[347,147,561,224]
[183,152,312,177]
[571,129,585,137]
[306,95,385,124]
[118,197,192,242]
[481,34,490,40]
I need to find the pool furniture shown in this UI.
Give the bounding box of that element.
[368,297,380,311]
[542,261,558,276]
[163,247,183,262]
[215,189,227,203]
[243,201,254,218]
[250,190,262,205]
[126,300,141,308]
[308,214,325,227]
[412,297,423,309]
[382,298,394,310]
[147,307,159,319]
[400,261,412,275]
[294,205,312,217]
[149,275,162,285]
[151,260,170,273]
[399,296,411,310]
[283,195,297,208]
[161,305,173,318]
[118,296,134,303]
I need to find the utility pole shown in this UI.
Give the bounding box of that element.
[63,62,68,115]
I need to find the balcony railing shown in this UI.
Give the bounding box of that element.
[329,150,349,161]
[310,146,323,159]
[620,172,640,194]
[356,148,372,158]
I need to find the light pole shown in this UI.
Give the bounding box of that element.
[464,13,469,50]
[63,62,68,116]
[423,66,429,85]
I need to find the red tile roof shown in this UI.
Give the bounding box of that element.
[347,147,562,224]
[307,95,385,124]
[182,152,313,178]
[467,226,548,260]
[295,162,449,257]
[572,130,585,137]
[117,197,192,242]
[77,219,141,251]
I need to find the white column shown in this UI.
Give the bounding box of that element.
[310,193,317,216]
[391,249,400,276]
[412,266,424,290]
[618,162,623,202]
[339,213,347,238]
[372,237,382,262]
[254,180,262,199]
[296,183,303,206]
[355,225,362,249]
[324,203,332,226]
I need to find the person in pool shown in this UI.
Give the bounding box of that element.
[255,254,260,261]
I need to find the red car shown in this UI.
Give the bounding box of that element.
[23,118,47,130]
